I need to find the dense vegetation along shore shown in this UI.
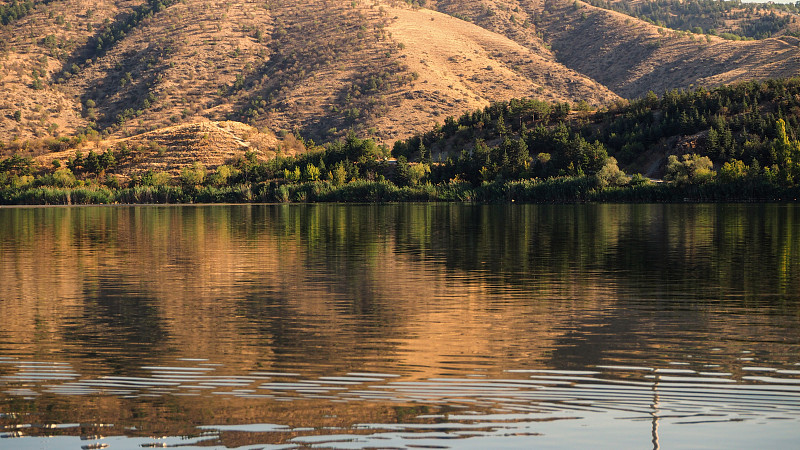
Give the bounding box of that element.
[3,79,800,204]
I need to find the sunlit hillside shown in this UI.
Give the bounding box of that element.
[431,0,800,97]
[0,0,798,176]
[0,0,617,151]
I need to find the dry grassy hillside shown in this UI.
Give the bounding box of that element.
[535,0,800,97]
[33,120,287,178]
[375,5,617,137]
[1,0,799,167]
[0,0,618,156]
[0,0,264,144]
[430,0,800,98]
[597,0,800,39]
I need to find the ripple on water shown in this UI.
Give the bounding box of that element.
[2,358,800,448]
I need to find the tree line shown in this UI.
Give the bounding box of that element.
[3,79,800,204]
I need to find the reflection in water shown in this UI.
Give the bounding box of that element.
[2,357,799,448]
[1,204,800,448]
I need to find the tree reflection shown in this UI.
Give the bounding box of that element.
[1,203,800,374]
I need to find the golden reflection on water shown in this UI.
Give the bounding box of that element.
[2,204,800,369]
[1,204,800,447]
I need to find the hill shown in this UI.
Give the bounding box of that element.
[585,0,800,40]
[0,0,618,151]
[33,121,284,179]
[0,0,799,172]
[429,0,800,98]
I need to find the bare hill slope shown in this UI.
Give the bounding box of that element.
[375,5,617,138]
[430,0,800,98]
[2,0,799,166]
[0,0,617,151]
[34,121,284,178]
[535,0,800,97]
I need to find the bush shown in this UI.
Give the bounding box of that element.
[595,157,630,187]
[209,165,240,186]
[141,170,172,187]
[303,163,321,182]
[718,159,749,183]
[40,168,78,187]
[180,162,206,187]
[665,154,715,185]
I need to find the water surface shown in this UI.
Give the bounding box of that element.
[1,203,799,449]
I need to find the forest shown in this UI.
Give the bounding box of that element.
[3,78,800,204]
[585,0,800,39]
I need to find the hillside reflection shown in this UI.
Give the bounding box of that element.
[2,204,800,369]
[1,204,800,444]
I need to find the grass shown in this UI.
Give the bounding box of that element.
[3,177,798,205]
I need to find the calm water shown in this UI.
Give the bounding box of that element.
[1,203,800,449]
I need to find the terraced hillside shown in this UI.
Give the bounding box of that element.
[0,0,617,152]
[0,0,798,166]
[32,121,283,179]
[430,0,800,98]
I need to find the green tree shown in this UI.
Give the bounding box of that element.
[774,118,800,184]
[51,168,77,187]
[0,154,35,175]
[500,137,529,175]
[665,154,715,184]
[141,170,171,187]
[99,150,116,170]
[180,162,206,187]
[418,141,428,163]
[407,163,430,186]
[68,150,85,173]
[496,112,507,137]
[595,157,630,187]
[210,164,239,186]
[303,163,321,181]
[283,166,301,182]
[718,159,749,183]
[85,150,100,174]
[330,162,348,185]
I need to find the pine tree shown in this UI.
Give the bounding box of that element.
[418,141,428,164]
[496,112,507,137]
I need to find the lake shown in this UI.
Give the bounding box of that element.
[1,203,799,449]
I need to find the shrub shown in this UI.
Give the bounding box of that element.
[303,163,321,182]
[141,170,172,187]
[665,154,716,185]
[718,159,749,183]
[595,157,630,187]
[48,168,77,187]
[209,165,239,186]
[180,162,206,187]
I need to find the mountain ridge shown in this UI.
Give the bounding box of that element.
[0,0,798,160]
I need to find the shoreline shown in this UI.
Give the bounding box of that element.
[2,178,798,206]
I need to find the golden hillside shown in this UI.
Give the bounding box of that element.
[0,0,617,151]
[431,0,800,98]
[33,120,290,177]
[0,0,798,159]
